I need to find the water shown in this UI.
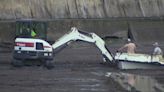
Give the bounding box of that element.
[105,72,164,92]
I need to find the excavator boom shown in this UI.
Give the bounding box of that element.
[52,27,95,49]
[52,27,114,63]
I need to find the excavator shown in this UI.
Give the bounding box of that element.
[12,27,164,69]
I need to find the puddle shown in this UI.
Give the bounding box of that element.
[105,72,164,92]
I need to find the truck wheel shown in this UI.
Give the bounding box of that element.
[11,59,24,67]
[44,60,54,69]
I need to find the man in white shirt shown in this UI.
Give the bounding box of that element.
[153,42,163,55]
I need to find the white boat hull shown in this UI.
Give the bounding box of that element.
[118,61,164,69]
[115,53,164,69]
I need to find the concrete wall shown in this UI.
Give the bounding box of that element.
[0,22,15,43]
[0,20,128,42]
[47,20,127,40]
[0,0,164,19]
[1,20,164,44]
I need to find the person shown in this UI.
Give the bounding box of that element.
[117,38,136,54]
[153,42,163,55]
[31,29,37,37]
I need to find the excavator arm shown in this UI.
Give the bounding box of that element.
[52,27,114,63]
[90,33,114,62]
[52,27,95,49]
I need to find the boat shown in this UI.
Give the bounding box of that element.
[115,52,164,69]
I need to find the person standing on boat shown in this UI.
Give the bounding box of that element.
[117,38,136,54]
[153,42,163,55]
[153,42,163,62]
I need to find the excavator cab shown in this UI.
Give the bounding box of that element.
[12,20,54,69]
[15,20,47,40]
